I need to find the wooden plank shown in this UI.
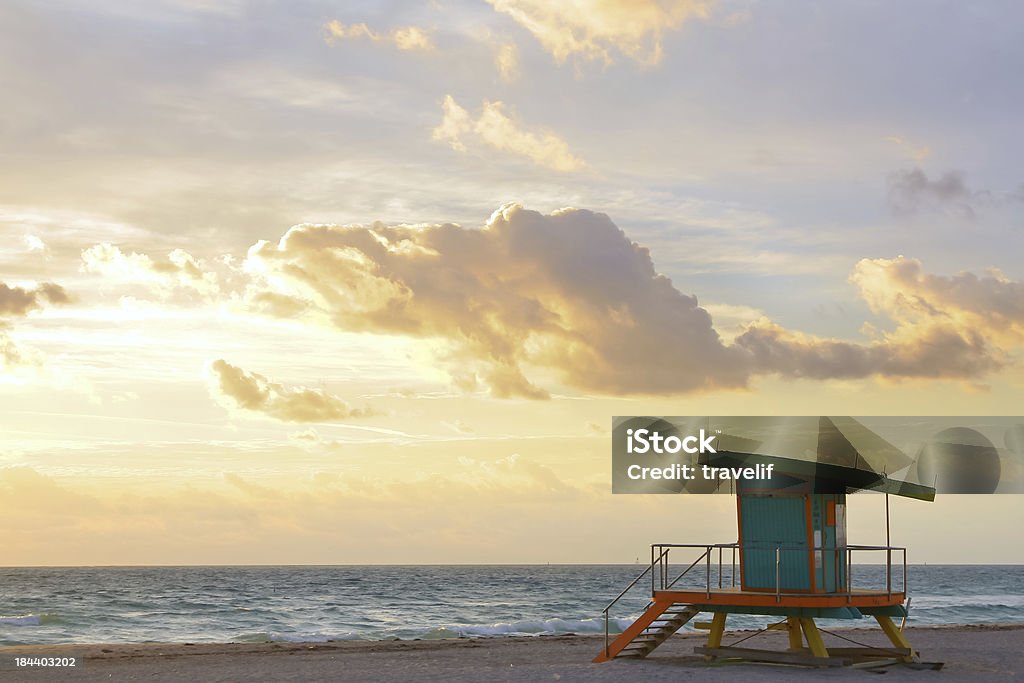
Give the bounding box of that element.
[695,646,845,667]
[826,647,911,657]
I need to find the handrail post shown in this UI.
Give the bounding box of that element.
[706,546,711,598]
[847,547,853,603]
[732,544,736,587]
[775,545,781,603]
[604,609,609,659]
[886,546,892,598]
[718,546,723,589]
[903,548,907,594]
[651,545,655,596]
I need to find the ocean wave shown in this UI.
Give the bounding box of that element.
[0,614,61,627]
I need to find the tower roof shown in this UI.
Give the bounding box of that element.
[699,416,936,501]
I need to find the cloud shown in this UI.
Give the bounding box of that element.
[486,0,711,65]
[246,203,747,398]
[81,243,220,298]
[209,359,373,422]
[243,205,1024,396]
[1,281,71,371]
[887,167,1024,218]
[323,20,434,51]
[851,256,1024,345]
[495,42,521,81]
[0,281,70,317]
[433,96,585,171]
[733,255,1024,381]
[734,319,998,381]
[22,234,48,254]
[887,168,972,216]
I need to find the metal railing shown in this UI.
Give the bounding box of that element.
[651,542,907,600]
[601,541,908,658]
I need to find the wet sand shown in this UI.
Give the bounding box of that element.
[1,625,1021,682]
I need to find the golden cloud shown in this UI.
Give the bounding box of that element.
[81,243,220,299]
[209,359,374,422]
[244,206,1024,395]
[324,20,434,51]
[433,96,585,172]
[851,256,1024,343]
[733,255,1024,381]
[495,42,521,82]
[246,204,746,398]
[486,0,711,65]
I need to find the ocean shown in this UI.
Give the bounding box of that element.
[1,565,1022,646]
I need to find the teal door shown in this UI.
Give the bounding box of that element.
[740,496,811,591]
[812,494,848,593]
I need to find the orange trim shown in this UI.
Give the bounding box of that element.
[653,589,905,609]
[736,495,746,591]
[827,500,836,526]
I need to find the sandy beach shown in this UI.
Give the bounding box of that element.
[1,625,1020,682]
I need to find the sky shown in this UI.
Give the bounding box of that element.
[1,0,1023,565]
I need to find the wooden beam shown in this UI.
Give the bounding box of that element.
[786,616,803,651]
[799,617,829,659]
[875,615,915,662]
[695,646,844,667]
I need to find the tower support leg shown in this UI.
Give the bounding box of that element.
[798,617,828,658]
[875,615,914,662]
[786,616,803,651]
[703,612,728,661]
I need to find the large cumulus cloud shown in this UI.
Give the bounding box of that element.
[242,205,1024,396]
[75,204,1022,397]
[246,204,749,398]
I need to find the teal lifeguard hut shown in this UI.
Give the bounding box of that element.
[596,416,938,669]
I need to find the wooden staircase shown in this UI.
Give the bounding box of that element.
[592,602,700,662]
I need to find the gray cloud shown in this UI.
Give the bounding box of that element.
[887,167,1024,218]
[888,167,973,217]
[0,281,70,316]
[0,281,71,370]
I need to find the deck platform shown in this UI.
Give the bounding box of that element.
[654,587,906,609]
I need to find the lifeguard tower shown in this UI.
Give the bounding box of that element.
[596,416,939,669]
